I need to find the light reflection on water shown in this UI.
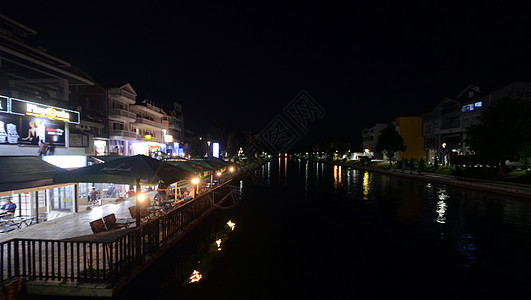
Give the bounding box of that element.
[124,158,531,299]
[362,171,370,200]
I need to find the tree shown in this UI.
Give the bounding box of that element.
[467,97,531,174]
[375,123,407,167]
[188,137,208,157]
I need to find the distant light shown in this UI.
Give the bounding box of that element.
[145,134,152,139]
[364,148,370,153]
[217,172,222,176]
[192,178,199,185]
[229,167,234,172]
[213,142,219,158]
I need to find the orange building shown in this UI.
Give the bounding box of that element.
[395,117,424,160]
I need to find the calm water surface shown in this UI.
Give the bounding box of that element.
[117,159,531,299]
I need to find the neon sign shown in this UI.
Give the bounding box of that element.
[26,103,71,121]
[8,97,80,124]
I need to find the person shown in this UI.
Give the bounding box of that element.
[0,198,16,214]
[47,142,55,155]
[88,187,99,204]
[182,191,193,202]
[21,120,38,144]
[38,140,48,156]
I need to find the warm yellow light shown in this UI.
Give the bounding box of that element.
[229,167,234,172]
[216,239,222,251]
[145,134,152,139]
[217,172,222,176]
[227,220,235,231]
[192,178,199,185]
[189,270,202,283]
[364,148,370,153]
[137,193,146,202]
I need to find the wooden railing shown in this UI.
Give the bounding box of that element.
[0,178,239,284]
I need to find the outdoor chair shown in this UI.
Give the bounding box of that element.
[128,205,150,222]
[89,218,107,233]
[103,213,128,230]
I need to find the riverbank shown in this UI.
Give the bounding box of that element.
[307,158,531,199]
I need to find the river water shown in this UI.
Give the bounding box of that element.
[117,159,531,299]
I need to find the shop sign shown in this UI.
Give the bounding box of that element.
[10,98,80,124]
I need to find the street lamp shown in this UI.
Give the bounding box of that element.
[192,178,199,196]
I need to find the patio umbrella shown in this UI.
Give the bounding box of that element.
[53,154,196,227]
[204,157,228,169]
[54,154,194,185]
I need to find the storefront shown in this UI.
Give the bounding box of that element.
[0,95,80,155]
[130,140,167,158]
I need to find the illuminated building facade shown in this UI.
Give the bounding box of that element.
[131,98,166,157]
[108,83,138,155]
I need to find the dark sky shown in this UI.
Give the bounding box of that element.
[3,1,531,149]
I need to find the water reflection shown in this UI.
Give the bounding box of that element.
[362,171,370,200]
[434,188,449,224]
[189,270,202,283]
[435,200,448,224]
[333,165,343,189]
[227,220,236,231]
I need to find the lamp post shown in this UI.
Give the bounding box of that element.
[135,178,147,227]
[192,178,199,197]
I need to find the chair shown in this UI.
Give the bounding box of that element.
[103,213,128,229]
[89,219,107,233]
[128,205,149,221]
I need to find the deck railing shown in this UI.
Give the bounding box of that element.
[0,178,239,284]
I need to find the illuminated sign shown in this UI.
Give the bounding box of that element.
[213,142,219,158]
[9,97,80,124]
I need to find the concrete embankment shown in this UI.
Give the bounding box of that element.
[315,159,531,199]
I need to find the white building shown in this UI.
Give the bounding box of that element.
[108,83,137,155]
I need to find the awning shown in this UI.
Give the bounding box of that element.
[0,156,66,193]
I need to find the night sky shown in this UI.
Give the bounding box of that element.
[3,1,531,149]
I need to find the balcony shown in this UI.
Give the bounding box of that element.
[109,108,136,122]
[109,90,136,104]
[109,130,137,140]
[169,123,181,131]
[134,118,162,130]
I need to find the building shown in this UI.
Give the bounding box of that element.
[68,67,108,155]
[131,98,166,157]
[361,123,387,157]
[108,83,137,155]
[162,102,184,157]
[423,82,531,163]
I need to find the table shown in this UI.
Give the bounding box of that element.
[115,218,136,228]
[0,216,35,232]
[6,216,36,228]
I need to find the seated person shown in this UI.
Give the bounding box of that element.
[88,187,99,201]
[0,198,16,214]
[182,191,194,202]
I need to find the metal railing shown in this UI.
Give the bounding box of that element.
[0,178,239,284]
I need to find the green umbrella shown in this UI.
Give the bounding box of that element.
[204,157,228,169]
[164,160,202,174]
[54,154,196,227]
[188,159,217,171]
[54,154,194,185]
